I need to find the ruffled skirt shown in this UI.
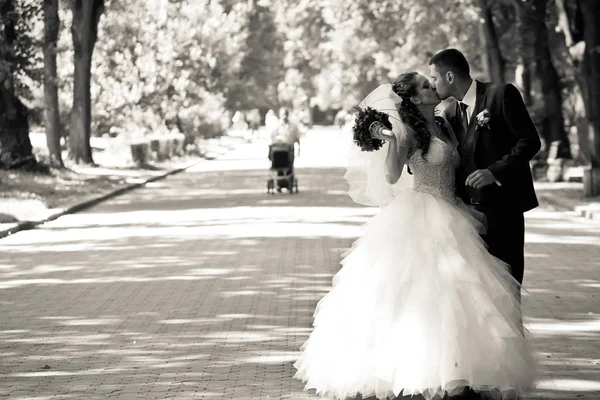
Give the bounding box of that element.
[293,189,537,400]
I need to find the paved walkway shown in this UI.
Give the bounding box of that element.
[1,128,599,399]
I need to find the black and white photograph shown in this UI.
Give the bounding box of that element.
[1,0,599,399]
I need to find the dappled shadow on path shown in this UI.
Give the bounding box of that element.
[0,164,370,399]
[1,160,599,399]
[521,211,600,399]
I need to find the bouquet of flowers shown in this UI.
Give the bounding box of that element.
[352,106,392,152]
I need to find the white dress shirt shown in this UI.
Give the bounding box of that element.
[460,79,477,122]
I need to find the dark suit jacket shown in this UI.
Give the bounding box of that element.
[443,81,541,213]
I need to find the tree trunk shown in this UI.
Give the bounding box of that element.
[0,0,36,169]
[555,0,589,163]
[70,50,94,164]
[0,91,35,169]
[514,2,533,106]
[579,0,600,195]
[514,65,532,106]
[579,1,600,164]
[43,0,63,168]
[531,0,571,160]
[68,0,104,164]
[477,0,506,82]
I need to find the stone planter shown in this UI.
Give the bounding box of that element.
[130,142,150,166]
[546,158,566,183]
[583,166,600,197]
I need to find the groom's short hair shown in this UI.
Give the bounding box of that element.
[429,49,470,79]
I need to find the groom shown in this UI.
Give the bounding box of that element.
[429,48,541,287]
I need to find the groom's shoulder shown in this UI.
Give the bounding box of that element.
[480,80,503,95]
[481,81,522,99]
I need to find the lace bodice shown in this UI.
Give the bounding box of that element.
[408,137,460,203]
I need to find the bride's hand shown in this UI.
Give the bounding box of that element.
[369,122,395,141]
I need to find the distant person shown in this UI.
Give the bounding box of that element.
[271,108,302,156]
[265,109,279,138]
[231,110,248,135]
[291,109,310,138]
[246,109,261,141]
[334,109,349,127]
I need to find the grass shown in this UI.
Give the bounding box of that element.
[0,168,129,219]
[0,131,245,224]
[0,161,174,223]
[535,181,600,212]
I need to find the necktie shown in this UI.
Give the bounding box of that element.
[459,102,469,133]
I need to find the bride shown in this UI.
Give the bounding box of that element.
[293,72,537,400]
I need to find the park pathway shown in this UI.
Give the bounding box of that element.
[1,127,599,399]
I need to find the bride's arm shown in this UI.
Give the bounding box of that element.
[372,124,411,184]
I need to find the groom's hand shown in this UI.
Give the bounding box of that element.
[465,169,497,189]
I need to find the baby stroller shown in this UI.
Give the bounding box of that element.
[267,143,299,194]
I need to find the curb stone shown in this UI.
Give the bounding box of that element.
[536,191,600,222]
[574,203,600,221]
[0,161,201,240]
[0,135,245,240]
[536,192,576,213]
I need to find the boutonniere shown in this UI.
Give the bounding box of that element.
[475,109,491,130]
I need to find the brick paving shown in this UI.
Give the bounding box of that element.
[1,128,599,400]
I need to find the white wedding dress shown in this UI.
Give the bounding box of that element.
[293,87,537,400]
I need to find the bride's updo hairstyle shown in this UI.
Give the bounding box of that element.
[392,72,431,155]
